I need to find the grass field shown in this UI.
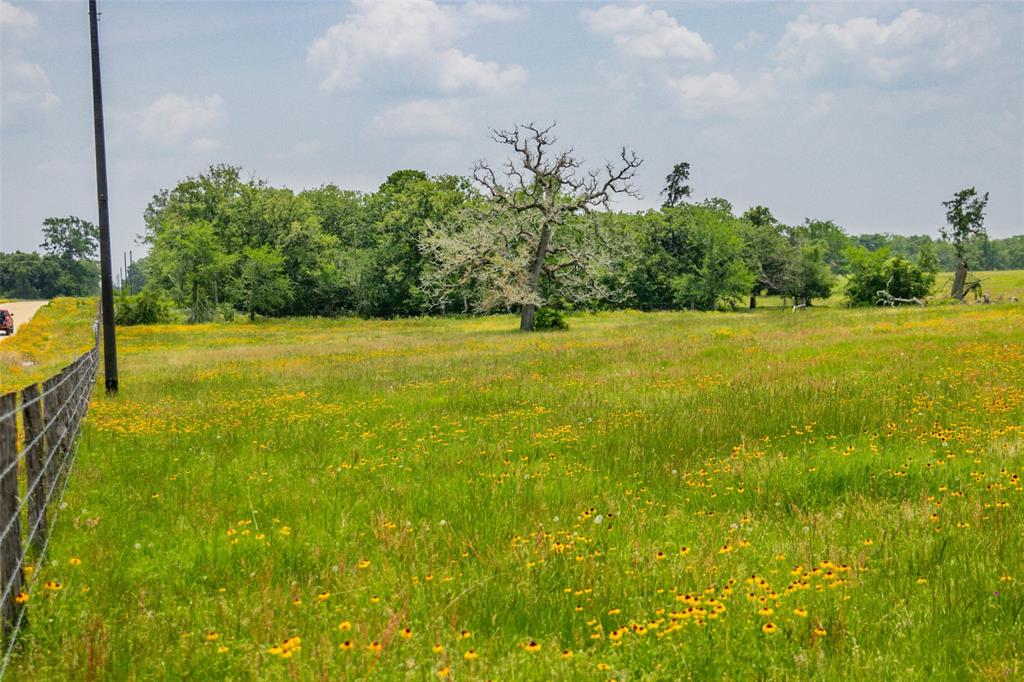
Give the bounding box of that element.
[9,304,1024,680]
[756,269,1024,308]
[0,298,97,393]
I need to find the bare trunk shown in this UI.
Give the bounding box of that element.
[520,223,552,331]
[520,304,536,331]
[749,293,756,309]
[951,260,968,300]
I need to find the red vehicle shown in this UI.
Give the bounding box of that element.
[0,309,13,336]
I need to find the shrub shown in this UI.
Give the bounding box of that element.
[217,303,237,323]
[845,247,935,306]
[533,306,568,331]
[115,291,174,325]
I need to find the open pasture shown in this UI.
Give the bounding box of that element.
[0,298,97,394]
[756,269,1024,308]
[10,305,1024,680]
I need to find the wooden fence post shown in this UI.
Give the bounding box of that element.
[0,392,24,633]
[21,385,47,551]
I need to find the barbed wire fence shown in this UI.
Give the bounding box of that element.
[0,325,100,676]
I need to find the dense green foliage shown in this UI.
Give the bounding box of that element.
[532,305,568,330]
[141,165,477,321]
[4,169,1019,314]
[0,217,100,298]
[136,165,879,319]
[114,291,175,326]
[844,247,936,306]
[851,233,1024,271]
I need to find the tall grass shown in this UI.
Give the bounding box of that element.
[9,304,1023,680]
[0,298,96,393]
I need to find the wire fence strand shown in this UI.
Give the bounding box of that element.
[0,362,86,425]
[0,397,88,679]
[0,354,98,483]
[0,326,99,676]
[0,376,95,546]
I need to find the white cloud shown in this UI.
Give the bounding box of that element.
[583,4,713,61]
[307,0,526,94]
[438,49,527,93]
[1,56,59,114]
[463,2,527,24]
[0,0,37,37]
[269,139,322,162]
[774,8,1001,83]
[669,72,740,100]
[188,137,229,155]
[135,94,227,149]
[665,71,777,119]
[800,93,837,123]
[369,99,467,137]
[1,3,56,119]
[288,139,321,157]
[734,30,764,53]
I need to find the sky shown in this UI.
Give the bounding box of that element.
[1,0,1022,261]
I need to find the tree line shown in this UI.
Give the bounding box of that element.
[2,125,1019,328]
[0,217,100,299]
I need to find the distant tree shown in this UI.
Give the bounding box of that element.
[741,205,777,229]
[845,246,934,306]
[115,290,174,325]
[363,170,477,317]
[298,184,370,246]
[780,243,834,307]
[626,203,753,311]
[422,207,628,317]
[941,187,988,299]
[699,197,733,215]
[448,122,641,331]
[916,240,939,276]
[852,233,888,252]
[276,212,339,316]
[148,219,236,321]
[0,251,62,298]
[41,216,98,261]
[37,216,100,295]
[738,217,794,309]
[661,162,691,208]
[1002,236,1024,269]
[787,218,852,273]
[670,211,753,310]
[233,246,292,320]
[143,164,248,248]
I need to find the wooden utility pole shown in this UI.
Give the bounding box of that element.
[89,0,118,393]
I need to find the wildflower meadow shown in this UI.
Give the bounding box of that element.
[8,302,1024,679]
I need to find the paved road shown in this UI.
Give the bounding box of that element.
[0,300,48,341]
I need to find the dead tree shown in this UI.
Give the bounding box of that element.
[470,123,641,331]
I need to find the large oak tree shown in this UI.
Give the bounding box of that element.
[425,123,642,331]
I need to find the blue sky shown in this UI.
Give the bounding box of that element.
[2,0,1022,260]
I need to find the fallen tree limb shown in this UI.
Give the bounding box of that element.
[876,290,924,307]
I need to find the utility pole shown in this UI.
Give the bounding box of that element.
[89,0,118,394]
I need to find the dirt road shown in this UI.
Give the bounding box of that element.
[0,300,48,340]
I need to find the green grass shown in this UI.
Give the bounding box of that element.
[756,269,1024,308]
[957,270,1024,301]
[10,305,1024,680]
[0,298,97,394]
